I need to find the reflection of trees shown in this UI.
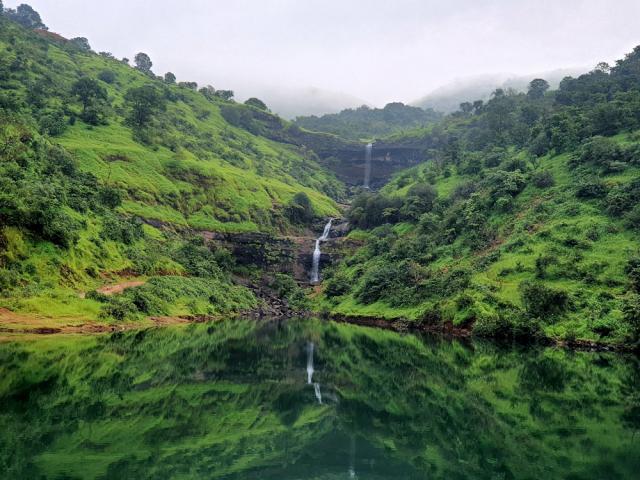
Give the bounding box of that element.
[0,320,638,479]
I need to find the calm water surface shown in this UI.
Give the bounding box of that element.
[0,318,639,479]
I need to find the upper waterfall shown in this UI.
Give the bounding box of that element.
[364,142,373,189]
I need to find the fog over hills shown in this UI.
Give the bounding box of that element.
[412,67,587,113]
[238,85,370,119]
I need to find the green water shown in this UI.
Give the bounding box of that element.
[0,318,639,479]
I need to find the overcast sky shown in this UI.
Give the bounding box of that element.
[9,0,640,106]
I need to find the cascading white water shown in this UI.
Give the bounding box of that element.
[306,342,322,404]
[364,142,373,189]
[309,218,333,284]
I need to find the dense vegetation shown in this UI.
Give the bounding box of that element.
[319,52,640,346]
[294,102,441,141]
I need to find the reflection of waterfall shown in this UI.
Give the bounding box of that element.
[306,342,322,404]
[306,342,315,384]
[364,142,372,189]
[349,436,357,478]
[313,382,322,404]
[309,219,333,284]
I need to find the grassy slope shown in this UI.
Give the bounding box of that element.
[319,132,640,344]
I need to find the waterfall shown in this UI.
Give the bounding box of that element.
[306,342,322,404]
[364,142,372,189]
[309,218,333,284]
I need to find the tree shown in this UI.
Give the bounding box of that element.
[527,78,550,99]
[98,70,116,84]
[459,102,473,114]
[124,85,165,128]
[244,97,269,111]
[70,37,91,51]
[164,72,176,84]
[6,4,47,29]
[134,52,153,75]
[71,77,107,125]
[215,89,234,101]
[199,85,216,101]
[285,192,314,224]
[178,81,198,90]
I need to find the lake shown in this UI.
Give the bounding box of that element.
[0,318,638,479]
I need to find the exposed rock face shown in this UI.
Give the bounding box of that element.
[203,220,353,284]
[318,144,424,188]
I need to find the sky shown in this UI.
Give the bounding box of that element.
[8,0,640,107]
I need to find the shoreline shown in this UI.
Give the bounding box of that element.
[0,307,637,353]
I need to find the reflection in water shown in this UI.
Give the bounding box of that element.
[307,341,322,404]
[0,318,639,479]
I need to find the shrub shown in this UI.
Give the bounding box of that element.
[576,180,607,199]
[520,280,569,318]
[98,70,116,84]
[606,180,640,216]
[625,204,640,231]
[532,170,555,188]
[355,263,406,305]
[37,109,67,136]
[100,295,137,321]
[622,294,640,341]
[285,192,314,225]
[324,270,351,298]
[174,238,223,278]
[626,257,640,293]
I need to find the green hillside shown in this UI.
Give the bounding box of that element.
[294,102,442,141]
[317,57,640,346]
[0,13,343,322]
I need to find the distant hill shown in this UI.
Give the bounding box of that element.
[243,85,371,119]
[412,68,586,113]
[293,102,442,141]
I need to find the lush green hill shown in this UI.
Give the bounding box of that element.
[317,51,640,347]
[0,12,344,323]
[294,102,441,141]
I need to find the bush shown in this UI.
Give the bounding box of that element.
[174,238,223,278]
[38,109,67,136]
[355,263,406,305]
[606,180,640,216]
[532,170,555,188]
[285,192,314,225]
[626,257,640,293]
[625,204,640,231]
[98,70,116,84]
[324,270,351,298]
[622,294,640,341]
[576,180,607,199]
[520,280,569,318]
[100,295,137,321]
[101,215,144,245]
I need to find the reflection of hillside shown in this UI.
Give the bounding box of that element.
[0,319,638,479]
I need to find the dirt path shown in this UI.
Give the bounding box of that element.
[96,280,146,296]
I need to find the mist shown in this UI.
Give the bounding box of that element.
[11,0,640,112]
